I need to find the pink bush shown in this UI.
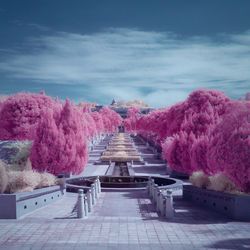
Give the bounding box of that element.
[161,90,230,174]
[31,100,88,175]
[99,107,122,133]
[190,135,210,174]
[207,101,250,192]
[81,111,97,139]
[162,131,196,174]
[0,92,61,140]
[124,107,140,133]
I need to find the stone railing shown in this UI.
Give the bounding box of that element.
[147,177,182,219]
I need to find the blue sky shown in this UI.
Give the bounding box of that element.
[0,0,250,107]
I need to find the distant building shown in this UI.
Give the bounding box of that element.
[110,99,154,118]
[92,99,154,118]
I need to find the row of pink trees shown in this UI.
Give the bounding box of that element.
[0,92,122,175]
[124,89,250,192]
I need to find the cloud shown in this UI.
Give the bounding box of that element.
[0,28,250,107]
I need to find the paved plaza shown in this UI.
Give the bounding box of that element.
[0,137,249,250]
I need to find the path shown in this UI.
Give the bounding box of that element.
[0,133,250,249]
[92,190,158,218]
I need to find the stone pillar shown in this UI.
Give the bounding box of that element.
[147,177,151,195]
[94,179,98,198]
[87,189,92,213]
[91,184,96,205]
[153,184,158,204]
[156,189,161,212]
[84,195,88,217]
[77,189,84,218]
[159,192,166,217]
[165,190,174,219]
[96,176,101,193]
[150,179,155,198]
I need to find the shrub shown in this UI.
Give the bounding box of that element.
[207,173,236,192]
[38,172,56,188]
[207,101,250,191]
[189,171,210,188]
[31,100,88,175]
[0,92,61,140]
[6,170,41,193]
[5,170,56,193]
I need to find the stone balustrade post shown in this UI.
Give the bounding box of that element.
[87,189,92,213]
[165,190,174,219]
[160,192,166,217]
[96,176,101,193]
[91,184,96,205]
[153,184,158,203]
[156,189,161,212]
[147,177,151,195]
[84,195,88,217]
[150,179,154,197]
[94,179,98,199]
[77,189,84,218]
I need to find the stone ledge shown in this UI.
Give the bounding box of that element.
[183,185,250,221]
[0,185,65,219]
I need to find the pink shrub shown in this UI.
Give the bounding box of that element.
[90,111,104,135]
[124,107,140,133]
[99,107,122,133]
[82,111,97,139]
[190,135,210,174]
[31,100,88,175]
[207,101,250,192]
[0,92,61,140]
[161,89,230,174]
[162,131,196,174]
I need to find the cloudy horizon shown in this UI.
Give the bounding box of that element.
[0,1,249,107]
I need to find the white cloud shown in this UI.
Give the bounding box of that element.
[0,28,250,107]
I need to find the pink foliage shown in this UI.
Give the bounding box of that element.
[162,131,196,174]
[124,107,140,133]
[190,135,210,174]
[99,107,122,133]
[207,101,250,192]
[31,100,88,175]
[0,92,61,140]
[91,111,104,135]
[81,111,97,139]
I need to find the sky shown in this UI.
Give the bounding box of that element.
[0,0,250,107]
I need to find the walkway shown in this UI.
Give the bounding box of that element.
[0,134,250,249]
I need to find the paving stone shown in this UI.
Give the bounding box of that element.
[1,135,250,249]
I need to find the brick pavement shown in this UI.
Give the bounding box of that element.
[0,135,250,249]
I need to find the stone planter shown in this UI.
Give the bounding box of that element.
[0,185,65,219]
[169,170,189,179]
[183,185,250,221]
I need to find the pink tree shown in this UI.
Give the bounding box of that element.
[162,131,196,174]
[0,92,61,140]
[124,107,140,133]
[162,89,230,174]
[91,111,104,135]
[207,101,250,192]
[31,100,88,175]
[99,107,122,133]
[81,111,97,139]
